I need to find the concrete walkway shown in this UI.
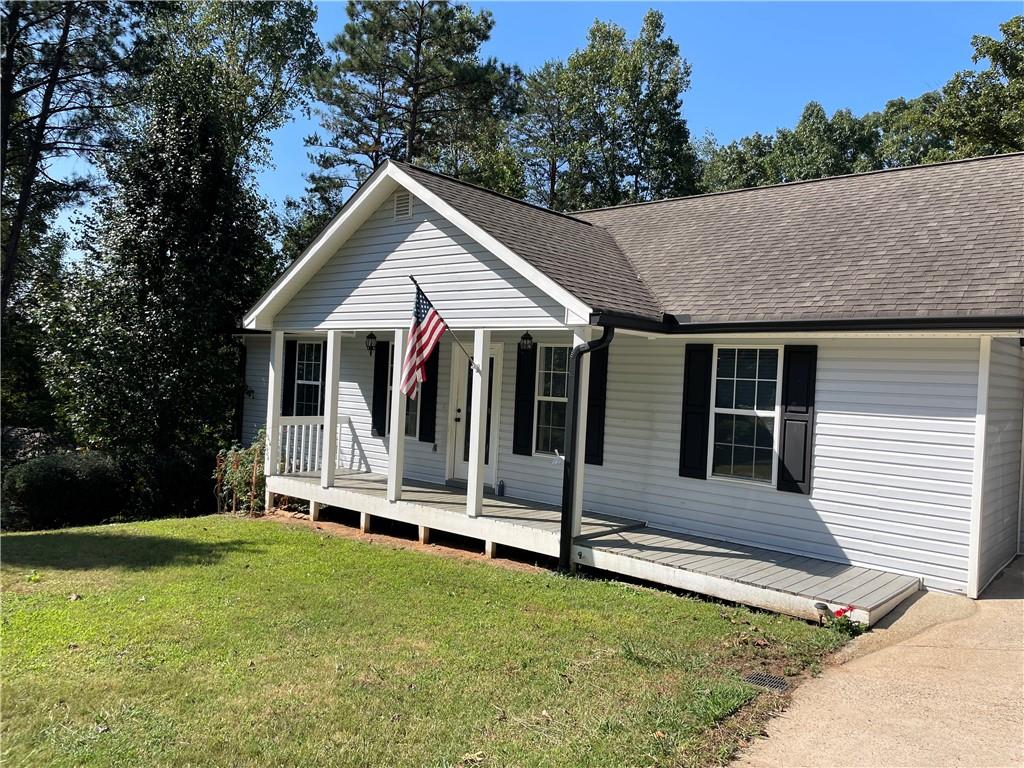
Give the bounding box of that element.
[737,558,1024,768]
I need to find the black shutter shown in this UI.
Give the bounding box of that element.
[281,339,297,417]
[512,343,538,455]
[678,343,713,478]
[778,345,817,494]
[418,346,440,443]
[319,340,328,416]
[584,344,609,465]
[371,340,390,437]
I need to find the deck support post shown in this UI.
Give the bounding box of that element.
[570,327,592,539]
[309,501,321,522]
[484,540,497,559]
[321,330,342,488]
[386,328,408,502]
[466,328,491,518]
[559,326,615,572]
[264,331,285,478]
[418,525,430,545]
[360,511,372,533]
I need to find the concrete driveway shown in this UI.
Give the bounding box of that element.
[737,558,1024,768]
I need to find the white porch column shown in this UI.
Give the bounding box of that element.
[466,328,491,518]
[320,330,342,488]
[386,328,408,502]
[571,327,593,537]
[264,330,284,477]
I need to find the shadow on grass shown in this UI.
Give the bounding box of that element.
[1,530,256,571]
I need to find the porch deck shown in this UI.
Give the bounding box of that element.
[267,470,919,625]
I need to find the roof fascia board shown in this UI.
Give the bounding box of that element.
[593,311,1024,336]
[613,327,1022,341]
[242,169,398,329]
[390,164,593,321]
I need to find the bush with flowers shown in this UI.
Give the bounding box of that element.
[826,604,865,636]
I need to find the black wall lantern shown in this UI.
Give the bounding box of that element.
[365,332,377,355]
[518,331,534,352]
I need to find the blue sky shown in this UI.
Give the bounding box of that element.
[55,1,1017,234]
[258,1,1014,210]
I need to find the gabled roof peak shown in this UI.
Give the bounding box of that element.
[386,158,594,227]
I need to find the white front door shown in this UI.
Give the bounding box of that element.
[450,342,503,487]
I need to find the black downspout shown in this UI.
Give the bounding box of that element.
[559,326,615,572]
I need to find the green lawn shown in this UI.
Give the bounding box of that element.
[1,516,848,767]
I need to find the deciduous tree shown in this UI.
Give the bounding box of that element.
[562,10,697,209]
[935,15,1023,156]
[37,56,279,458]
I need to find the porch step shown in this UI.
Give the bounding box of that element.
[576,525,921,626]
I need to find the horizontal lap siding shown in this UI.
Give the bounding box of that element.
[492,331,568,503]
[335,338,447,484]
[242,335,270,446]
[273,194,564,330]
[405,340,449,483]
[485,335,979,592]
[980,338,1024,583]
[248,328,986,591]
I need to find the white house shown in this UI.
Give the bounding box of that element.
[238,153,1024,625]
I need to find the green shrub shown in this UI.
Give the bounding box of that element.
[122,448,217,520]
[2,451,128,530]
[214,429,266,515]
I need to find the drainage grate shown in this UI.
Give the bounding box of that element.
[743,672,788,692]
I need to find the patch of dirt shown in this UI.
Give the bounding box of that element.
[261,510,547,575]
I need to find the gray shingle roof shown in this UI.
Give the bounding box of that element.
[393,161,664,320]
[394,154,1023,327]
[575,153,1024,324]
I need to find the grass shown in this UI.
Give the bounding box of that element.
[1,516,849,767]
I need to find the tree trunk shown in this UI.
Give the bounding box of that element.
[1,2,24,195]
[1,2,73,319]
[547,157,557,209]
[404,1,426,163]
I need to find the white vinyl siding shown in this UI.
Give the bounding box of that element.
[243,335,448,483]
[490,334,981,593]
[978,338,1024,585]
[334,337,447,483]
[247,329,991,593]
[241,335,270,446]
[273,192,565,330]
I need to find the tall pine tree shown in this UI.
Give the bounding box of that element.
[307,0,503,188]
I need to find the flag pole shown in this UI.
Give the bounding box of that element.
[408,275,479,370]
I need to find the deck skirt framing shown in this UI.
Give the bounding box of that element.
[267,470,920,625]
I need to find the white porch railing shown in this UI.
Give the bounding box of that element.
[278,416,325,476]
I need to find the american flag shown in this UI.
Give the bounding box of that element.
[400,286,448,398]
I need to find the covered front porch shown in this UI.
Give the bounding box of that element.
[262,325,601,541]
[268,469,920,626]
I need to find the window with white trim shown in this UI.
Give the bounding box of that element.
[709,347,780,483]
[294,342,322,416]
[534,344,569,454]
[386,355,419,438]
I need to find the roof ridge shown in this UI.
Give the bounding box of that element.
[573,151,1024,215]
[387,158,594,226]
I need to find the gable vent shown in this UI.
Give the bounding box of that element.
[394,191,412,220]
